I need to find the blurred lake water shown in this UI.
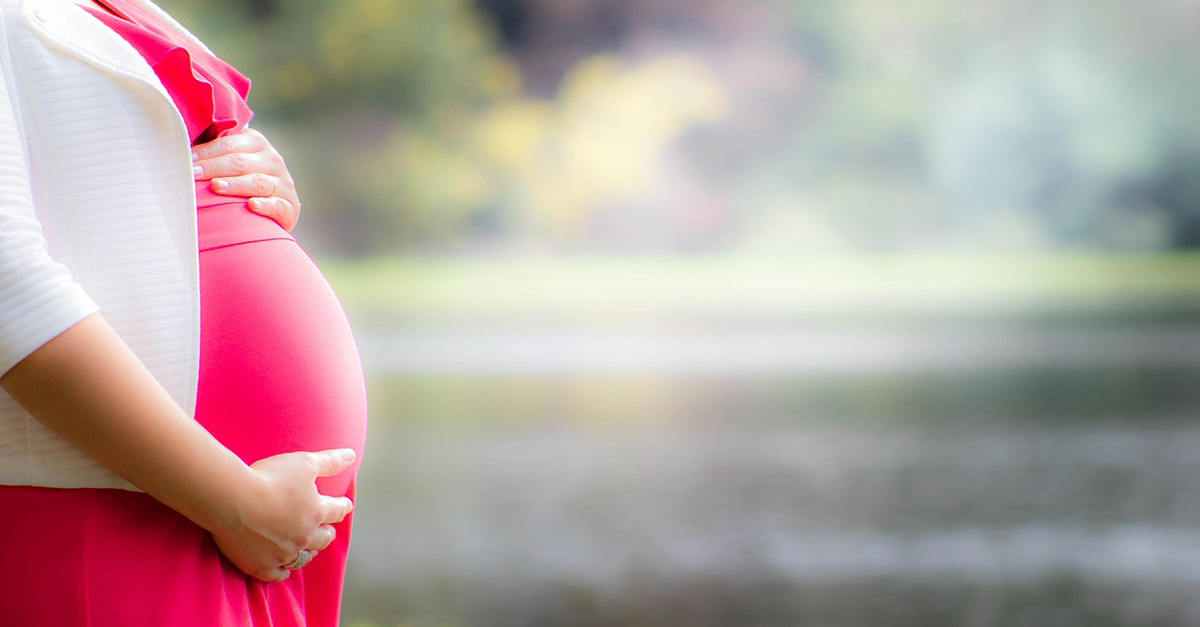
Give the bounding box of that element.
[341,321,1200,627]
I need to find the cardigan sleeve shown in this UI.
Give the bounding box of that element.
[0,56,100,377]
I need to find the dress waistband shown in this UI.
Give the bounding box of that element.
[196,180,295,252]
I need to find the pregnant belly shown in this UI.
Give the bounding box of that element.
[194,194,367,497]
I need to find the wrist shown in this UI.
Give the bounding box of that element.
[189,457,262,536]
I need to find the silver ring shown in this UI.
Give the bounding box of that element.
[287,549,313,570]
[266,177,278,197]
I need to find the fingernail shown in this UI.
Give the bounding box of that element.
[249,198,261,210]
[337,449,356,464]
[192,165,203,177]
[192,151,200,161]
[214,179,229,191]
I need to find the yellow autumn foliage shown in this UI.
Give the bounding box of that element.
[471,52,729,235]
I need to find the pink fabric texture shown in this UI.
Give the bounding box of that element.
[0,1,369,625]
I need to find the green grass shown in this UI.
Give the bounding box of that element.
[315,251,1200,327]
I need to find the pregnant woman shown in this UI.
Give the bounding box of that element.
[0,0,368,625]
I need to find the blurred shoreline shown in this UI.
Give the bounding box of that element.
[355,325,1200,376]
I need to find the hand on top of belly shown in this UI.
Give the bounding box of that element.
[192,127,303,232]
[208,448,356,582]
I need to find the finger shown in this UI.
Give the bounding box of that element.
[196,146,288,179]
[193,152,253,180]
[276,549,319,573]
[309,525,337,551]
[194,152,282,181]
[191,128,267,161]
[319,496,355,525]
[248,197,299,232]
[210,173,281,198]
[263,566,291,583]
[310,448,357,477]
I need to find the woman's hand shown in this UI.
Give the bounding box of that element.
[192,128,303,231]
[209,448,356,582]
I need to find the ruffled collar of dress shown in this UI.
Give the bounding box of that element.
[80,0,253,144]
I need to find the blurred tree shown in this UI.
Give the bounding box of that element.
[474,0,530,48]
[243,0,273,20]
[764,0,1200,251]
[157,0,1200,254]
[164,0,506,252]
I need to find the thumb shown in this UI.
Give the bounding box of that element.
[311,448,356,477]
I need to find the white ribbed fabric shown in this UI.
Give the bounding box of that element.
[0,0,203,490]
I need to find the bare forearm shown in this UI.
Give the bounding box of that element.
[1,312,356,582]
[0,313,252,533]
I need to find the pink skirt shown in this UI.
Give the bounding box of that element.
[0,186,369,626]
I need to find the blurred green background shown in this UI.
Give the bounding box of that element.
[165,0,1200,625]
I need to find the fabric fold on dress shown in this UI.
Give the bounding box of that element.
[80,1,253,145]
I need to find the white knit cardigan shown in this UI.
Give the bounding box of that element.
[0,0,209,490]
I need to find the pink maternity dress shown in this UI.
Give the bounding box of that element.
[0,1,368,625]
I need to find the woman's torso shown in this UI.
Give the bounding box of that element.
[2,1,366,624]
[81,0,368,482]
